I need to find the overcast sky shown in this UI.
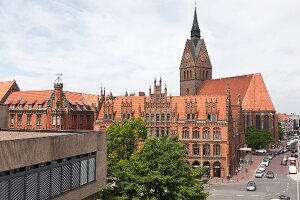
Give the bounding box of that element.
[0,0,299,114]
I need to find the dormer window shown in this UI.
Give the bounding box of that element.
[19,104,23,110]
[79,105,83,110]
[28,104,32,110]
[38,104,43,110]
[86,106,91,110]
[72,105,77,110]
[11,104,16,110]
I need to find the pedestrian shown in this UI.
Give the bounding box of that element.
[235,169,238,175]
[246,168,248,173]
[227,173,230,182]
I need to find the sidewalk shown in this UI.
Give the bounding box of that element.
[209,154,263,184]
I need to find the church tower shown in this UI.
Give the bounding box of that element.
[180,7,212,96]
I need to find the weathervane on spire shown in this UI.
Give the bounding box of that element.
[55,73,63,84]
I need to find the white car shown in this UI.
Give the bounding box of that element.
[255,170,264,178]
[283,156,288,161]
[262,160,269,167]
[289,165,297,174]
[255,149,267,153]
[258,165,266,171]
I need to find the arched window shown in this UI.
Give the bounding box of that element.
[184,71,186,81]
[187,70,189,80]
[203,143,210,156]
[213,127,221,140]
[203,127,210,140]
[192,128,200,139]
[213,144,221,156]
[182,127,189,139]
[190,70,192,80]
[192,144,200,155]
[202,71,205,80]
[192,160,200,168]
[256,115,261,130]
[206,71,208,79]
[264,115,269,130]
[200,70,202,80]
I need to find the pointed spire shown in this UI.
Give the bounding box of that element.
[191,7,201,39]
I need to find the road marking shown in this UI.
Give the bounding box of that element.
[236,194,244,196]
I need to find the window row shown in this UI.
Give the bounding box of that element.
[147,127,171,138]
[182,69,209,81]
[186,143,221,156]
[145,113,171,122]
[182,127,221,140]
[11,103,43,110]
[10,114,43,126]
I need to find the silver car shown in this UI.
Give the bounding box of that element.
[246,181,256,191]
[255,170,264,178]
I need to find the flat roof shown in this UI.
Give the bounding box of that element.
[0,130,93,142]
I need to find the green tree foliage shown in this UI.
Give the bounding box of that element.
[277,122,284,140]
[99,137,208,200]
[107,118,147,177]
[245,126,273,150]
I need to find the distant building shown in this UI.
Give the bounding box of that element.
[4,79,99,131]
[0,104,8,129]
[289,114,300,134]
[0,129,106,200]
[278,114,293,136]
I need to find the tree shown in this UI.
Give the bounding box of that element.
[277,122,284,140]
[99,137,208,200]
[106,118,147,177]
[245,126,273,150]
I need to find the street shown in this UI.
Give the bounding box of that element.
[208,151,298,200]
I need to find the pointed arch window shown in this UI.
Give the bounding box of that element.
[213,127,221,140]
[264,115,269,130]
[192,144,200,155]
[256,115,261,130]
[192,128,200,139]
[213,144,221,156]
[203,127,210,140]
[203,143,210,156]
[182,127,189,139]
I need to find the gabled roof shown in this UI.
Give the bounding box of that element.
[5,90,98,111]
[0,81,19,103]
[199,73,275,111]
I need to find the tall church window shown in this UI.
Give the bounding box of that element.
[202,71,205,80]
[256,115,261,130]
[192,128,200,139]
[190,70,192,79]
[182,127,189,139]
[206,71,208,79]
[213,127,221,140]
[187,70,189,80]
[203,127,210,140]
[200,70,202,80]
[264,115,269,130]
[203,144,210,156]
[192,144,200,155]
[184,71,186,80]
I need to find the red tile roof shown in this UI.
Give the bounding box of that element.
[0,81,19,102]
[199,73,275,111]
[277,113,289,120]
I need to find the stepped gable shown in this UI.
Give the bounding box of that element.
[199,73,275,111]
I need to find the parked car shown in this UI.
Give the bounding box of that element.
[278,194,290,199]
[292,148,296,153]
[266,171,274,179]
[289,165,297,174]
[258,165,266,171]
[246,181,256,191]
[255,149,267,153]
[255,170,264,178]
[281,160,287,165]
[268,154,273,160]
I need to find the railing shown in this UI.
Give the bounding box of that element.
[0,154,96,200]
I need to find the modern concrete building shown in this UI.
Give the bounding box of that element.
[0,130,106,200]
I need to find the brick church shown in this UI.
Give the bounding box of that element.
[94,7,277,177]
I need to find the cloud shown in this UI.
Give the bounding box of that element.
[0,0,299,114]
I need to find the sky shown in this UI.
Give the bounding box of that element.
[0,0,299,114]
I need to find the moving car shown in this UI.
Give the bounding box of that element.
[255,170,264,178]
[281,160,287,166]
[246,181,256,191]
[262,159,269,167]
[266,171,274,179]
[258,165,266,171]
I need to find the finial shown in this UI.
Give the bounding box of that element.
[55,73,63,84]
